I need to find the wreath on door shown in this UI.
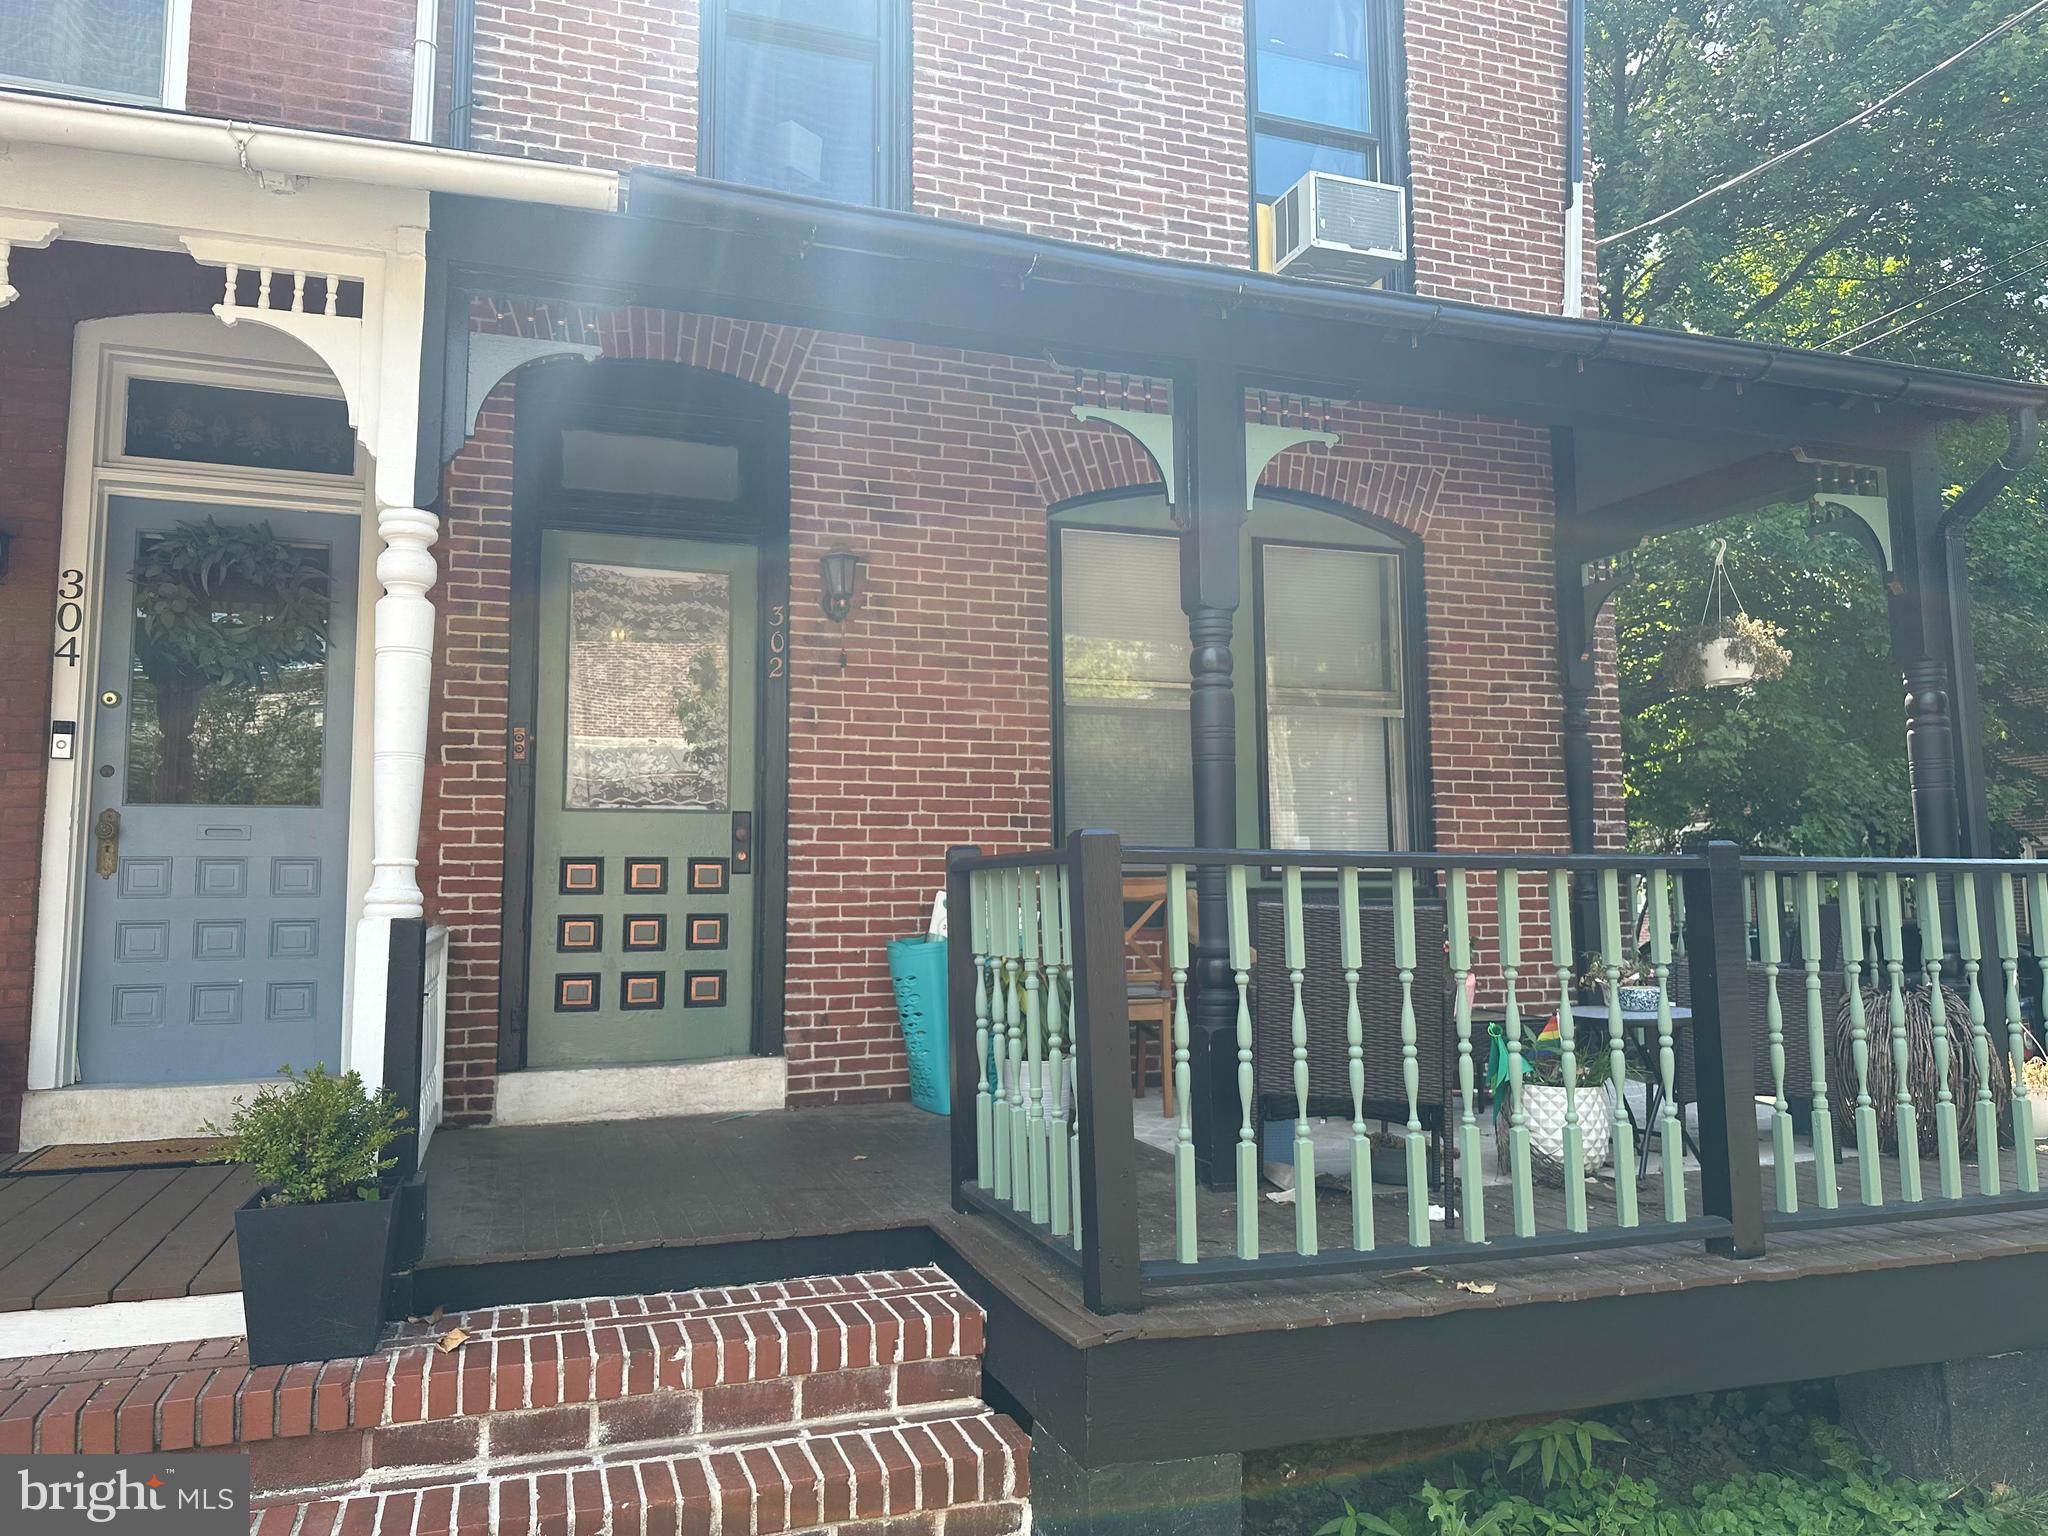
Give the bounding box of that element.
[128,518,331,801]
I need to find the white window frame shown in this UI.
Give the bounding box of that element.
[0,0,193,109]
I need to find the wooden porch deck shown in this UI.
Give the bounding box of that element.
[0,1165,257,1311]
[416,1103,2048,1342]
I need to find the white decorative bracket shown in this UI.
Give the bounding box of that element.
[1073,404,1178,508]
[0,218,62,309]
[1244,423,1339,510]
[1795,450,1892,573]
[467,333,601,437]
[182,237,371,428]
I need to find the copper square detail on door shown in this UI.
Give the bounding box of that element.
[621,973,665,1010]
[557,915,602,953]
[559,858,604,895]
[556,974,600,1011]
[688,858,729,894]
[686,915,726,950]
[625,858,669,895]
[623,915,667,951]
[683,971,726,1008]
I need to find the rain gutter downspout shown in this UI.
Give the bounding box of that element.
[410,0,440,142]
[1561,0,1586,318]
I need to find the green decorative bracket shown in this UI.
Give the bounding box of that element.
[1576,553,1637,661]
[1244,423,1340,510]
[1795,451,1892,575]
[468,333,602,437]
[1072,405,1178,509]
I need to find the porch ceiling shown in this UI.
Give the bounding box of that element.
[426,175,2048,481]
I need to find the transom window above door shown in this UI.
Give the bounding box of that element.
[702,0,908,208]
[0,0,190,106]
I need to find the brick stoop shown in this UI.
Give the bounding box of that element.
[0,1267,1030,1535]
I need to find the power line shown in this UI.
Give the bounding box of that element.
[1596,0,2048,250]
[1822,237,2048,347]
[1838,255,2048,353]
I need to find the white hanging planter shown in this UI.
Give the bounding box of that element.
[1695,636,1759,689]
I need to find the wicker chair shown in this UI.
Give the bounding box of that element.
[1664,901,1847,1107]
[1246,893,1456,1191]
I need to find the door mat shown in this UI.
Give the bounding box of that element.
[9,1137,226,1174]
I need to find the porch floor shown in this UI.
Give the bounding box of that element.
[418,1102,2048,1347]
[0,1165,256,1311]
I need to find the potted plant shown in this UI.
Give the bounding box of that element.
[1664,612,1792,691]
[1493,1017,1614,1174]
[208,1064,410,1366]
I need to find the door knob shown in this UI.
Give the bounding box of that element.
[94,808,120,879]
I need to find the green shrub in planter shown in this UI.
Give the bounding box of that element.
[208,1065,410,1365]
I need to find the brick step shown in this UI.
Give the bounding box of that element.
[251,1402,1031,1536]
[0,1267,984,1483]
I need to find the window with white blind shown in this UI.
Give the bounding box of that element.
[1260,542,1406,851]
[0,0,189,106]
[1057,528,1195,846]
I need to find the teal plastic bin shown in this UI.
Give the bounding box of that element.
[888,936,952,1116]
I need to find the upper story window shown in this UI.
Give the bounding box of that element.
[702,0,907,209]
[1249,0,1398,206]
[0,0,189,106]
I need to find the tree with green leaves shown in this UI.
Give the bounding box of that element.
[1589,0,2048,851]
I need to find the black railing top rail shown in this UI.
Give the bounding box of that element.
[954,849,1075,872]
[1119,845,1706,874]
[1735,854,2048,876]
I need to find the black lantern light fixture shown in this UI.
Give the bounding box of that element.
[819,549,863,623]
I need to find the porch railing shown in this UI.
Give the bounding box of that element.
[945,834,2048,1313]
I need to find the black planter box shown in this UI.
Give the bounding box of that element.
[235,1192,398,1366]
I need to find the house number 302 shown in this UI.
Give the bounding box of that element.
[767,603,787,680]
[52,569,85,667]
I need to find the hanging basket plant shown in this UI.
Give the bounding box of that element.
[1662,539,1791,691]
[129,518,330,802]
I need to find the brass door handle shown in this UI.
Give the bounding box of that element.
[94,808,120,879]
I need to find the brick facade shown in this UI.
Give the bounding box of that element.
[184,0,416,137]
[423,300,1610,1116]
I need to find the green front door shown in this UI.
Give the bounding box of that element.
[528,530,759,1066]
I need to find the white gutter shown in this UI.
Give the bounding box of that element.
[0,91,619,211]
[410,0,440,143]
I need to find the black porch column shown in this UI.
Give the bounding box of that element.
[1181,363,1249,1190]
[1550,430,1600,858]
[1888,451,1963,858]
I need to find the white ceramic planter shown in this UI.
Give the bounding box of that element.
[1695,637,1758,689]
[1520,1082,1614,1173]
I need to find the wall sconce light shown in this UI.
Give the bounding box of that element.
[0,526,12,581]
[819,549,863,623]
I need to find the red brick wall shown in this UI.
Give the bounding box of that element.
[0,248,218,1151]
[424,299,1591,1115]
[183,0,416,137]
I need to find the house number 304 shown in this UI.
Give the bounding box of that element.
[52,569,85,667]
[767,603,787,680]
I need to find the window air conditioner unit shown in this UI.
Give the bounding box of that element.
[1269,171,1407,286]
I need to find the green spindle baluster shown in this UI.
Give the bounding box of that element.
[1005,870,1029,1209]
[971,869,994,1190]
[1600,868,1638,1227]
[1020,871,1048,1223]
[992,870,1017,1204]
[1394,868,1429,1248]
[1499,869,1535,1238]
[1230,863,1258,1259]
[1448,869,1483,1244]
[1917,877,1961,1199]
[1040,866,1070,1237]
[1168,863,1197,1264]
[1756,871,1794,1213]
[1882,875,1920,1202]
[1339,867,1374,1250]
[1647,869,1686,1220]
[1059,866,1081,1250]
[1283,869,1316,1256]
[1547,870,1586,1233]
[1842,872,1883,1205]
[1797,874,1839,1209]
[1956,875,1993,1195]
[2000,876,2039,1193]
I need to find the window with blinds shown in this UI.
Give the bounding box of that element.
[1057,529,1194,845]
[1261,543,1406,851]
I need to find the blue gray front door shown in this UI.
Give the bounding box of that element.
[77,497,358,1084]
